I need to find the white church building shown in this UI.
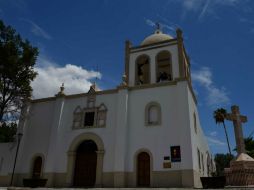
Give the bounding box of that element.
[0,28,213,188]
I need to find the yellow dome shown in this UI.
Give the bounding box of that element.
[141,29,173,46]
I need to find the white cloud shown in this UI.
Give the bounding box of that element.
[206,136,226,146]
[145,19,156,27]
[172,0,242,20]
[192,67,230,107]
[210,131,217,137]
[145,18,176,32]
[31,56,101,99]
[20,18,52,40]
[240,18,254,33]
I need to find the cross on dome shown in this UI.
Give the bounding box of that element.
[156,22,161,30]
[141,22,173,46]
[155,22,162,34]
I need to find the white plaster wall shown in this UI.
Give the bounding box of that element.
[187,88,210,176]
[125,81,193,172]
[5,83,209,179]
[129,44,179,86]
[50,93,118,173]
[15,100,55,174]
[0,143,15,175]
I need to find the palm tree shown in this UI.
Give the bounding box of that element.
[213,108,232,156]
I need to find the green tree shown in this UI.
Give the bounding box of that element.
[0,19,38,123]
[234,135,254,158]
[214,153,234,176]
[0,122,17,142]
[244,136,254,158]
[214,108,232,156]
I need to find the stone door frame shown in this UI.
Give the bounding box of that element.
[66,132,104,187]
[134,149,153,187]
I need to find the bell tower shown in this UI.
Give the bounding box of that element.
[124,27,191,87]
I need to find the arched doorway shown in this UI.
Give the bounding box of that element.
[32,156,42,178]
[137,152,150,187]
[73,140,98,187]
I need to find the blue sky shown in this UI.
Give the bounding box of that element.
[1,0,254,155]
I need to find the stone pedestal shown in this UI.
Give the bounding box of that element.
[225,153,254,186]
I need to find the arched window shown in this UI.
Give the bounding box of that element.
[206,152,211,176]
[145,102,161,126]
[201,153,204,173]
[197,148,201,171]
[73,106,83,129]
[136,55,150,85]
[194,112,197,134]
[32,156,42,178]
[156,51,172,82]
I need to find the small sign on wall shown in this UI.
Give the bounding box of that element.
[171,146,181,162]
[163,162,171,168]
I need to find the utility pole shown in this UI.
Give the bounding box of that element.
[10,132,23,186]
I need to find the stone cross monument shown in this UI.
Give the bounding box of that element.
[226,105,247,156]
[224,105,254,186]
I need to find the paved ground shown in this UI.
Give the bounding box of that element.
[1,187,254,190]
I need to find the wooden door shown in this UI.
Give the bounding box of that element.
[137,152,150,187]
[32,156,42,178]
[73,140,97,187]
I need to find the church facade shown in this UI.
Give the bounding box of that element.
[0,28,213,188]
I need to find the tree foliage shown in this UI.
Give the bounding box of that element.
[213,108,232,156]
[0,19,38,123]
[234,136,254,158]
[0,122,17,142]
[214,153,234,176]
[245,136,254,158]
[214,108,227,124]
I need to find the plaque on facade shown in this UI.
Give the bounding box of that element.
[163,162,171,168]
[171,146,181,162]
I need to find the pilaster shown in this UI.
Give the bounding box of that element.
[150,54,156,84]
[125,40,131,85]
[177,28,185,78]
[44,94,65,183]
[95,150,105,187]
[15,99,31,184]
[113,88,129,187]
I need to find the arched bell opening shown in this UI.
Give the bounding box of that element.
[135,55,150,85]
[156,51,172,83]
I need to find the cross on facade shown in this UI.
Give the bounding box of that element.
[226,105,248,156]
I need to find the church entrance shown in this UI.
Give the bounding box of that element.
[73,140,98,187]
[137,152,150,187]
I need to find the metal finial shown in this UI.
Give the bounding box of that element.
[60,83,64,93]
[95,64,99,84]
[156,22,161,30]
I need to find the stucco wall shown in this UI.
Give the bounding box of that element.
[15,100,55,175]
[126,81,193,172]
[50,93,118,173]
[187,86,211,187]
